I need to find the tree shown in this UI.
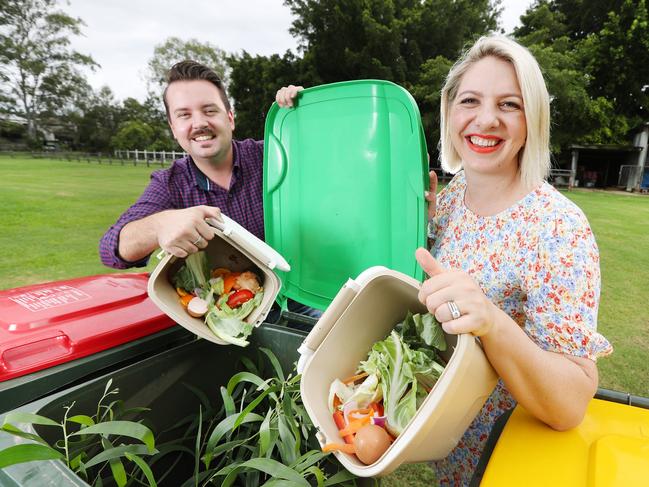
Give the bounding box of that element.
[111,120,155,150]
[226,0,499,148]
[285,0,501,85]
[577,0,649,122]
[145,37,229,96]
[514,0,649,150]
[0,0,97,141]
[227,51,313,139]
[66,86,122,152]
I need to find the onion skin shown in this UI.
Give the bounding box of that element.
[353,424,391,465]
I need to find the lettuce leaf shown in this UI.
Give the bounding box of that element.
[203,291,264,347]
[358,314,446,436]
[205,315,254,347]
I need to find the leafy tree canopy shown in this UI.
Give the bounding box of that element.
[145,37,229,96]
[0,0,97,140]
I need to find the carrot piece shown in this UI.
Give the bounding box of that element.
[179,294,194,308]
[338,416,371,437]
[333,394,342,410]
[342,372,368,385]
[333,410,354,444]
[369,401,384,417]
[322,443,356,454]
[211,267,231,278]
[223,273,240,294]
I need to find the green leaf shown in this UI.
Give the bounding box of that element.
[301,465,325,486]
[323,469,360,486]
[220,386,236,417]
[239,355,259,375]
[0,444,64,468]
[1,423,49,445]
[109,457,127,487]
[226,371,271,395]
[233,384,279,429]
[125,452,158,487]
[277,413,297,465]
[69,420,155,452]
[261,481,307,487]
[290,450,327,472]
[194,406,202,487]
[3,411,60,427]
[259,347,285,382]
[67,415,95,427]
[419,313,447,351]
[84,444,157,468]
[218,458,309,487]
[259,409,272,457]
[204,413,264,466]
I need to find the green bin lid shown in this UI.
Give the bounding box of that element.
[263,79,429,310]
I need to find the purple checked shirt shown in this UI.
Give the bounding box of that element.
[99,138,265,269]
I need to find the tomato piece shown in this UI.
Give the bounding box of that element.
[227,289,254,308]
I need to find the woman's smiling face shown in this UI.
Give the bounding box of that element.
[450,55,527,177]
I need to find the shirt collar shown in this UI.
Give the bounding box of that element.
[188,142,240,191]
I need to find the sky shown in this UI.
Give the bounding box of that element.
[65,0,533,103]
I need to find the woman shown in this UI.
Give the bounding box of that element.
[416,36,612,485]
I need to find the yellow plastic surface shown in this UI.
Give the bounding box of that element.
[481,399,649,486]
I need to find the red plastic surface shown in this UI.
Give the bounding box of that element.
[0,273,176,382]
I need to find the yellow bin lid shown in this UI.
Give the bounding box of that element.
[481,398,649,486]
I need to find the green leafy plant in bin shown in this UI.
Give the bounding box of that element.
[145,347,367,486]
[0,379,157,486]
[0,350,368,487]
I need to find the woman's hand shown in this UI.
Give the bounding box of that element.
[426,169,438,220]
[415,247,496,336]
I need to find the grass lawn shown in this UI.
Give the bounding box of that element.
[2,155,649,485]
[1,155,161,286]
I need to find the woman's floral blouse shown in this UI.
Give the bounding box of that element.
[429,171,612,486]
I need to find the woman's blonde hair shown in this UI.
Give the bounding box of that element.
[439,35,550,188]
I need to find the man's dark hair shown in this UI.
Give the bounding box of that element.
[163,60,231,119]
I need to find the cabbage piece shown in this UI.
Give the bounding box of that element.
[359,330,441,436]
[346,373,382,409]
[172,251,210,291]
[205,315,254,347]
[328,379,354,413]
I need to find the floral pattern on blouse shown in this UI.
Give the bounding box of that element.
[428,171,612,486]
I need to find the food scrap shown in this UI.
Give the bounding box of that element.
[323,311,447,464]
[171,251,264,347]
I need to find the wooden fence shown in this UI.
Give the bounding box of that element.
[0,149,186,167]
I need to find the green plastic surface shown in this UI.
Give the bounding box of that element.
[263,80,429,310]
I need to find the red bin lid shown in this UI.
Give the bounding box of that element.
[0,273,176,382]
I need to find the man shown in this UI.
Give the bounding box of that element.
[99,61,316,320]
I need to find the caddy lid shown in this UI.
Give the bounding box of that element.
[263,79,429,310]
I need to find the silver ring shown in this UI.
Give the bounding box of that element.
[447,300,461,320]
[192,236,203,246]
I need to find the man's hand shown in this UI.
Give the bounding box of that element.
[155,206,222,258]
[118,206,223,262]
[276,85,304,108]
